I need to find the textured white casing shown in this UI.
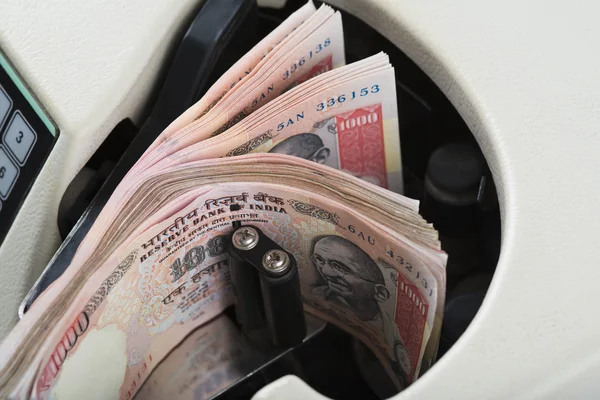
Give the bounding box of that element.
[253,0,600,399]
[2,0,600,398]
[0,0,202,338]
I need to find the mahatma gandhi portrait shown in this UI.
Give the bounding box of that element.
[268,133,331,164]
[310,235,390,322]
[311,235,411,384]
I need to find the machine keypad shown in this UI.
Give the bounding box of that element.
[0,52,58,246]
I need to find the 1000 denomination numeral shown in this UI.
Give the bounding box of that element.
[169,235,226,283]
[315,84,380,112]
[338,111,380,132]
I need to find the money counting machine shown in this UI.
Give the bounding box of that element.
[1,0,599,399]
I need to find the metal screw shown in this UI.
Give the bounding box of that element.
[232,227,259,250]
[262,249,290,274]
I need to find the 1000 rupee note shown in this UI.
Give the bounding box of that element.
[140,4,345,170]
[17,182,441,399]
[23,152,429,326]
[182,55,400,185]
[124,54,403,205]
[2,152,436,373]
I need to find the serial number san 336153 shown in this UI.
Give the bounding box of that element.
[316,85,380,112]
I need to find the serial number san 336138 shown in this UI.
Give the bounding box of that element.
[282,38,331,81]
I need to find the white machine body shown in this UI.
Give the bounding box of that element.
[1,0,600,399]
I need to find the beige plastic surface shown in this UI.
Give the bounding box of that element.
[1,0,600,398]
[0,0,203,339]
[252,0,600,399]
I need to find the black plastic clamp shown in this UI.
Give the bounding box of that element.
[228,222,306,348]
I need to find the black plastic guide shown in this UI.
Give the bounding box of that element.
[228,222,306,348]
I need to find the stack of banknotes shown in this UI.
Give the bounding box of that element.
[0,2,447,399]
